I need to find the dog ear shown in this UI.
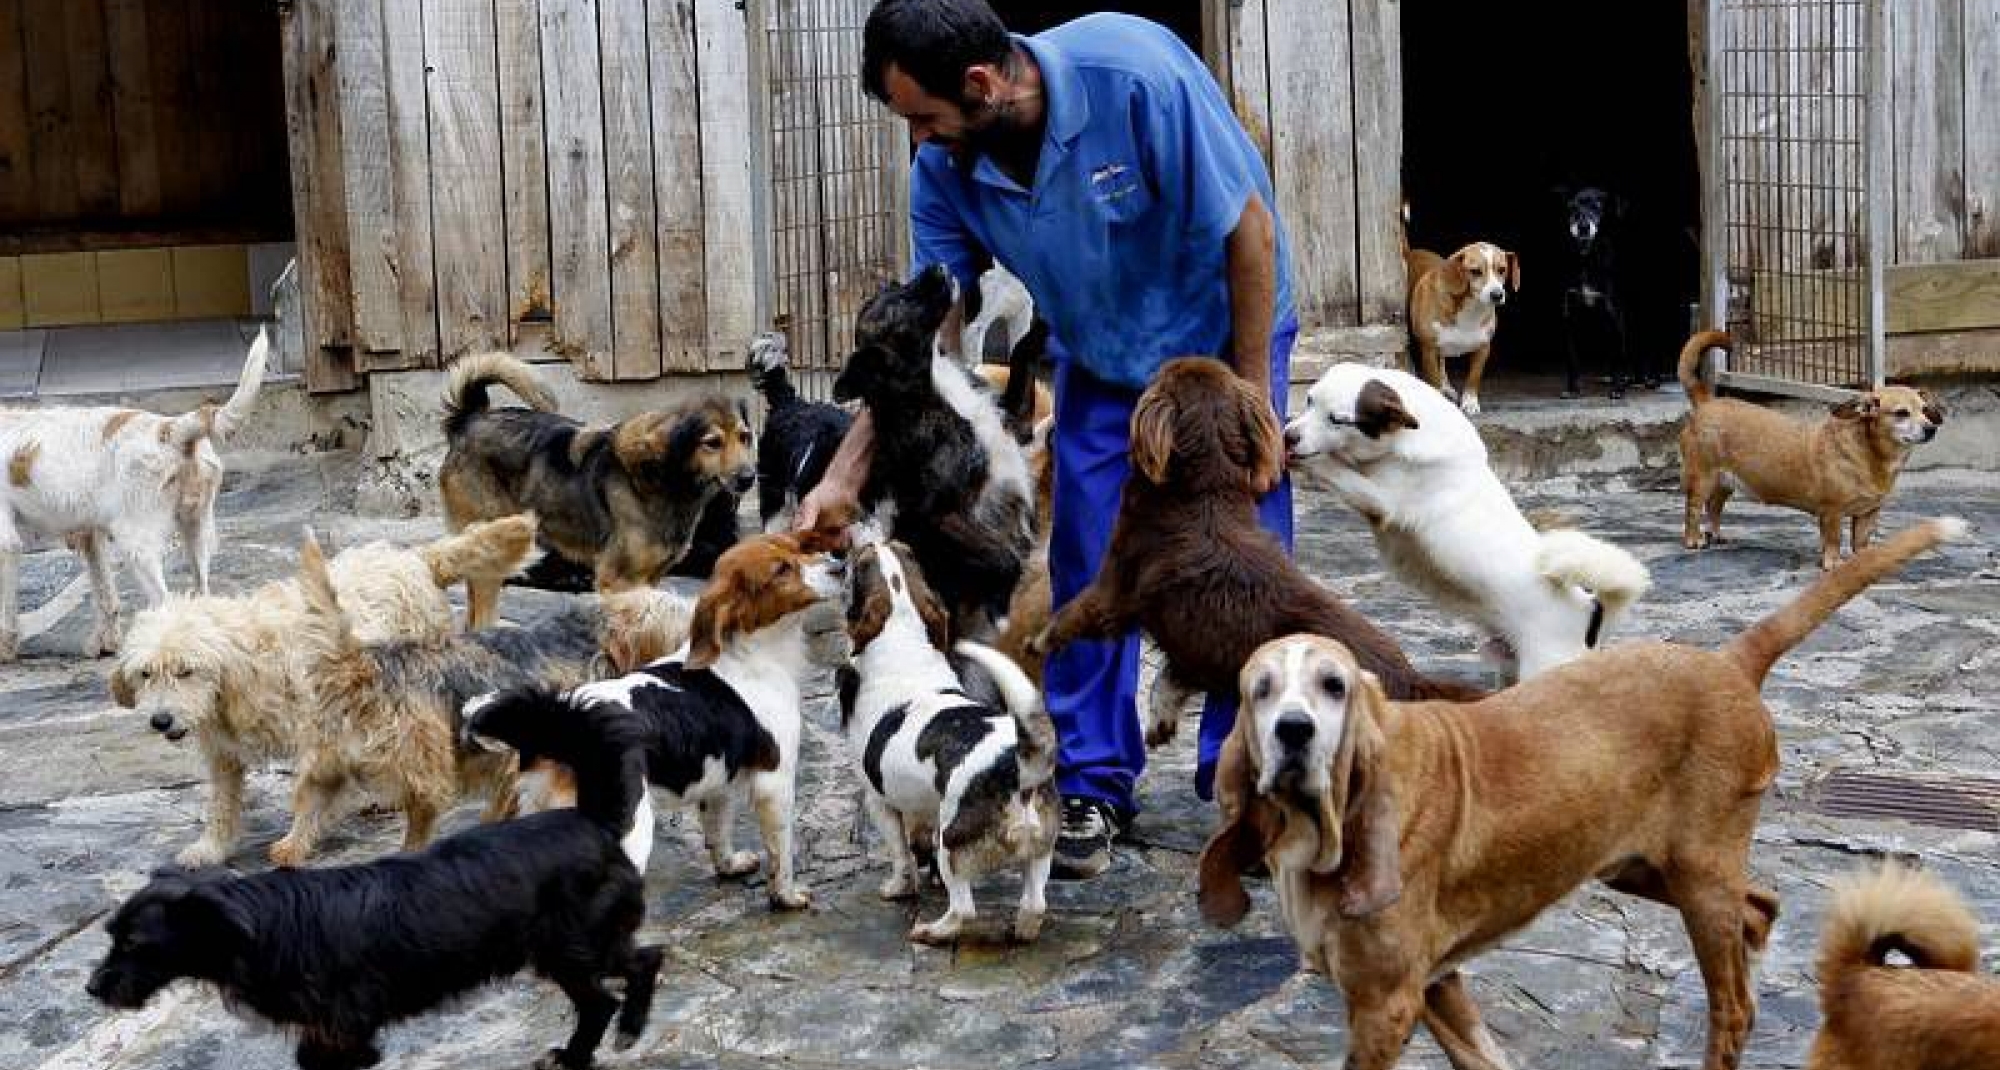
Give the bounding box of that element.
[172,884,253,951]
[1226,373,1285,493]
[685,578,736,670]
[108,663,136,708]
[1919,389,1946,424]
[1197,730,1281,928]
[1830,395,1880,420]
[1353,380,1420,439]
[1332,673,1402,919]
[1442,250,1472,295]
[1129,381,1179,484]
[1504,249,1522,292]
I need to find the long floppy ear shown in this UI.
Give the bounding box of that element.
[1197,729,1280,928]
[172,884,253,950]
[1129,383,1179,484]
[1227,372,1285,492]
[1919,389,1946,424]
[1332,673,1402,919]
[1504,249,1522,292]
[1830,394,1880,420]
[684,579,736,670]
[1353,379,1420,439]
[108,663,136,708]
[1441,250,1472,296]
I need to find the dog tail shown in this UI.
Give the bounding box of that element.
[1817,863,1982,996]
[954,640,1057,788]
[163,326,272,450]
[442,352,560,433]
[1728,518,1966,684]
[420,514,543,591]
[294,528,358,657]
[1677,329,1730,408]
[461,687,650,839]
[1534,529,1652,639]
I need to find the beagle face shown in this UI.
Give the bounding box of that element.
[685,531,846,668]
[1283,365,1421,468]
[1239,635,1357,798]
[1452,242,1518,307]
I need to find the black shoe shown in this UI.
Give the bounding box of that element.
[1052,797,1123,880]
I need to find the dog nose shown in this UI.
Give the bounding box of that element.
[1274,711,1315,750]
[1487,289,1507,306]
[149,711,175,734]
[731,469,757,493]
[1283,425,1302,451]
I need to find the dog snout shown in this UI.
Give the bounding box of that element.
[730,468,757,494]
[1282,424,1303,452]
[148,711,175,733]
[1485,287,1507,306]
[1274,710,1316,750]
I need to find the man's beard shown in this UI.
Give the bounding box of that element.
[945,95,1038,173]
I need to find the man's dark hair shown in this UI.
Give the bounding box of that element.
[862,0,1013,104]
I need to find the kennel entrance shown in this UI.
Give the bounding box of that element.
[749,0,910,399]
[1703,0,1889,399]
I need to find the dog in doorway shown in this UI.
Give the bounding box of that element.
[1557,185,1646,400]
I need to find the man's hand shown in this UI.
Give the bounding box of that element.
[793,477,859,537]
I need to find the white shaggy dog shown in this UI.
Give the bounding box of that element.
[1283,363,1651,681]
[0,327,268,660]
[109,517,539,867]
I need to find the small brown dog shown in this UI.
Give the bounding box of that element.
[1406,242,1519,416]
[439,352,756,626]
[1199,518,1963,1070]
[1807,863,2000,1070]
[1678,329,1945,569]
[1033,357,1480,711]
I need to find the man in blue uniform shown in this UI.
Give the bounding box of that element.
[801,0,1296,879]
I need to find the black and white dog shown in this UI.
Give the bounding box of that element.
[1557,186,1642,400]
[747,331,854,532]
[489,531,843,910]
[87,698,662,1070]
[833,265,1034,642]
[841,540,1058,945]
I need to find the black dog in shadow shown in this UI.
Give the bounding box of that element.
[1557,186,1652,400]
[87,698,662,1070]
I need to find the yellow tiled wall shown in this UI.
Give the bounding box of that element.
[4,245,252,329]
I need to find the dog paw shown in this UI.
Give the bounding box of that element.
[533,1048,588,1070]
[1011,909,1045,943]
[769,884,812,911]
[1459,394,1482,416]
[909,916,963,946]
[268,838,309,868]
[713,851,760,878]
[84,619,120,658]
[878,873,919,900]
[612,1028,642,1053]
[177,840,228,868]
[1143,715,1178,749]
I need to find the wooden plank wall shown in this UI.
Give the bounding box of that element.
[273,0,757,387]
[2,0,291,251]
[1885,0,2000,266]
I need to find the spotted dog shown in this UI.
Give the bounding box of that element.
[841,540,1058,944]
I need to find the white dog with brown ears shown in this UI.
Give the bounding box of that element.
[1284,362,1650,682]
[1,326,268,661]
[1405,241,1518,415]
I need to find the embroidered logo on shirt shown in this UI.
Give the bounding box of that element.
[1089,162,1141,204]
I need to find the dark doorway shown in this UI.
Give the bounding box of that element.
[991,2,1205,55]
[1401,2,1702,387]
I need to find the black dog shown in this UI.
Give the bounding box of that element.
[833,265,1034,641]
[88,700,662,1070]
[1557,186,1645,400]
[748,331,854,531]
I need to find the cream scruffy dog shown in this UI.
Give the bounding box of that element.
[1,326,267,661]
[109,516,538,867]
[1284,362,1650,681]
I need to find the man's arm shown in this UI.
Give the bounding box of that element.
[1225,193,1277,395]
[793,410,875,532]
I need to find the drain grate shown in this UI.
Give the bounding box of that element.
[1806,770,2000,833]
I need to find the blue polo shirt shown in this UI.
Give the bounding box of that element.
[909,14,1295,390]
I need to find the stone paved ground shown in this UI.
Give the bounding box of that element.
[2,450,1996,1070]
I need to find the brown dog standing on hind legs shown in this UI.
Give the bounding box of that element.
[1678,330,1945,569]
[1405,242,1519,416]
[1198,518,1965,1070]
[439,353,757,627]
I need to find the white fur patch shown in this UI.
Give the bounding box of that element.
[931,356,1031,503]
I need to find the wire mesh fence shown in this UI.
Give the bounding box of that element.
[757,0,909,402]
[1711,0,1881,391]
